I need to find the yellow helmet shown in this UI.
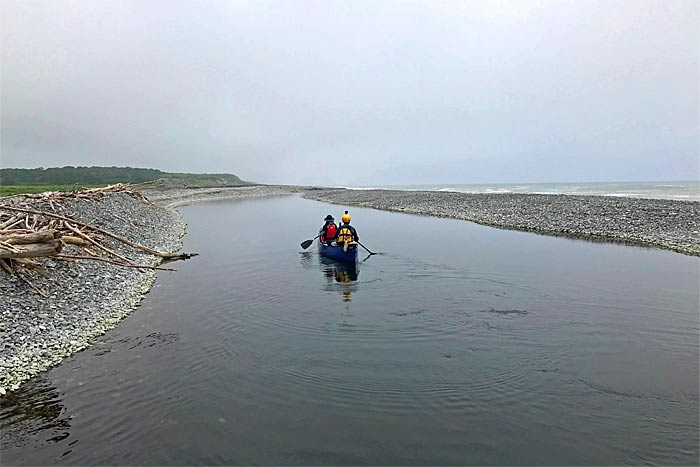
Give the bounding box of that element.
[341,211,351,223]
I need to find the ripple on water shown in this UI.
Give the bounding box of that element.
[4,196,698,466]
[164,250,574,418]
[0,377,72,450]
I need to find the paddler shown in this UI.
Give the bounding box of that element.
[319,214,337,245]
[336,211,359,252]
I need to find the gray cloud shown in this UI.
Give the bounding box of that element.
[2,0,698,185]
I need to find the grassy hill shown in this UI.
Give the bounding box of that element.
[0,166,252,196]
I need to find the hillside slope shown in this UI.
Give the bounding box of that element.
[0,166,250,186]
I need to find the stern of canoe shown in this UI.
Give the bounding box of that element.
[318,241,358,264]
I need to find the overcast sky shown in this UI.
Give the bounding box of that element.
[1,0,698,185]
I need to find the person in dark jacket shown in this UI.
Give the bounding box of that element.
[319,214,337,245]
[336,211,359,251]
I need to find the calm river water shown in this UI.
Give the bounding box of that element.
[2,195,699,465]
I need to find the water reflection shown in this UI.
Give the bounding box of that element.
[319,256,359,302]
[298,251,314,269]
[0,375,71,450]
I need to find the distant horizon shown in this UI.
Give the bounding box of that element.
[341,179,700,187]
[336,179,700,201]
[2,165,698,186]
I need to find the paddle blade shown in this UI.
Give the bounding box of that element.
[357,241,375,255]
[300,239,314,249]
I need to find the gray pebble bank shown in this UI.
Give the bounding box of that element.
[302,189,700,256]
[0,185,303,394]
[0,192,186,393]
[144,185,311,208]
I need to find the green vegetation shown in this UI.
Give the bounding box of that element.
[1,166,248,185]
[0,166,251,196]
[0,184,107,197]
[0,166,250,196]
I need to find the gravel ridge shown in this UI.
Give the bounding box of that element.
[144,185,311,208]
[301,189,700,256]
[0,192,186,393]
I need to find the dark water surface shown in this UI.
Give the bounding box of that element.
[2,195,699,465]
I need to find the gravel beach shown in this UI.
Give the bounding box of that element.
[302,188,700,256]
[144,184,311,208]
[0,185,302,393]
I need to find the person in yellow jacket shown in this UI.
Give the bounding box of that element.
[336,211,359,252]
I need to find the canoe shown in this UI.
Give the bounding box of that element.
[317,239,358,264]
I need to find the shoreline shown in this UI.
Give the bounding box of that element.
[143,184,313,208]
[0,185,303,393]
[301,188,700,257]
[2,184,697,393]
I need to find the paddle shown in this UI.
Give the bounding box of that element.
[300,235,320,250]
[356,241,376,255]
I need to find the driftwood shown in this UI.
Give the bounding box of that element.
[13,257,47,273]
[0,185,197,294]
[55,255,177,271]
[0,205,195,260]
[61,235,91,246]
[0,215,23,230]
[0,230,59,245]
[63,221,144,271]
[0,240,62,259]
[0,229,34,234]
[23,183,157,207]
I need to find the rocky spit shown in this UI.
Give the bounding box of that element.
[0,185,302,394]
[144,184,311,208]
[302,189,700,256]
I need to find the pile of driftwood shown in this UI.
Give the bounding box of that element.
[21,183,157,207]
[0,184,197,296]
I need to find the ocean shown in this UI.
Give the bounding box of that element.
[340,181,700,202]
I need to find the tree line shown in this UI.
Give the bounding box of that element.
[0,166,246,185]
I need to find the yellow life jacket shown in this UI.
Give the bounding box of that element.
[337,226,354,243]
